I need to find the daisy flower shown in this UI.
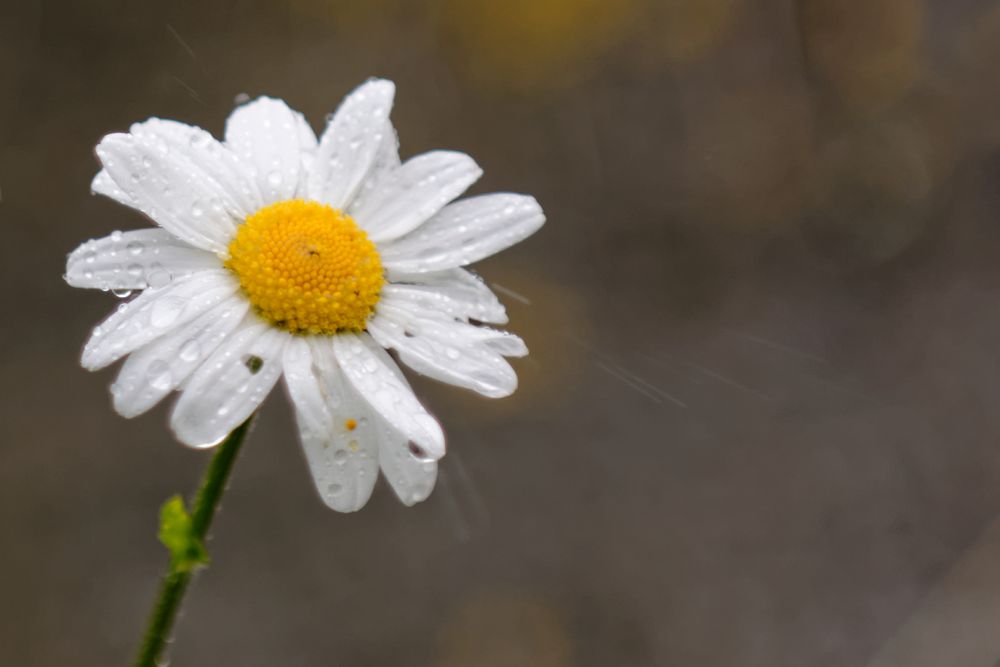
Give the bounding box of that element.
[65,78,545,512]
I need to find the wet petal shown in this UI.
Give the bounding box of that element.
[379,193,544,273]
[368,303,518,398]
[170,321,287,448]
[66,229,219,291]
[383,268,508,324]
[111,295,249,417]
[225,97,307,204]
[81,270,238,371]
[283,337,379,511]
[351,150,482,243]
[96,133,238,254]
[331,333,445,459]
[307,79,396,209]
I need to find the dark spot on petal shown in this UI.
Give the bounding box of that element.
[243,354,264,374]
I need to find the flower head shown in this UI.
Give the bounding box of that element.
[66,79,545,511]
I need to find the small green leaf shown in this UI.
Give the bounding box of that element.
[158,495,209,573]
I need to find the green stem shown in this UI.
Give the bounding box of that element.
[132,416,254,667]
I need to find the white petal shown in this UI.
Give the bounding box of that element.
[294,111,318,153]
[170,321,287,448]
[225,97,306,204]
[377,422,438,507]
[110,295,250,418]
[92,169,135,207]
[307,79,396,209]
[383,268,508,324]
[377,291,525,354]
[368,304,518,398]
[283,338,378,512]
[66,229,219,291]
[294,111,319,199]
[334,339,438,505]
[351,151,482,243]
[130,118,263,217]
[379,193,545,273]
[82,270,238,371]
[96,133,237,254]
[331,333,445,459]
[465,327,529,357]
[337,119,400,209]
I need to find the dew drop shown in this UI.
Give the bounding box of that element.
[112,288,132,298]
[266,170,283,187]
[127,241,144,255]
[146,266,172,288]
[333,449,348,463]
[147,360,172,391]
[179,339,200,362]
[327,483,343,496]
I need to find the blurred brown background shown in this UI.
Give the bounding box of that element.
[5,0,1000,665]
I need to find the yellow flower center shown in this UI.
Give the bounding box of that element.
[226,200,384,335]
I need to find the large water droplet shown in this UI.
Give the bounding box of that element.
[179,339,200,362]
[147,360,172,391]
[146,266,172,288]
[127,241,144,255]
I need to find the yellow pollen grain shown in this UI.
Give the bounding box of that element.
[345,418,357,431]
[226,200,384,335]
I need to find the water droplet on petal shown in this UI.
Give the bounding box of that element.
[147,360,172,391]
[147,266,172,288]
[179,339,201,362]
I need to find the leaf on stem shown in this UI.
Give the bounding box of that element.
[158,495,210,573]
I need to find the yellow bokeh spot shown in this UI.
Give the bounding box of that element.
[226,200,384,335]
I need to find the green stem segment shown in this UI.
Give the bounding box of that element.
[132,416,254,667]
